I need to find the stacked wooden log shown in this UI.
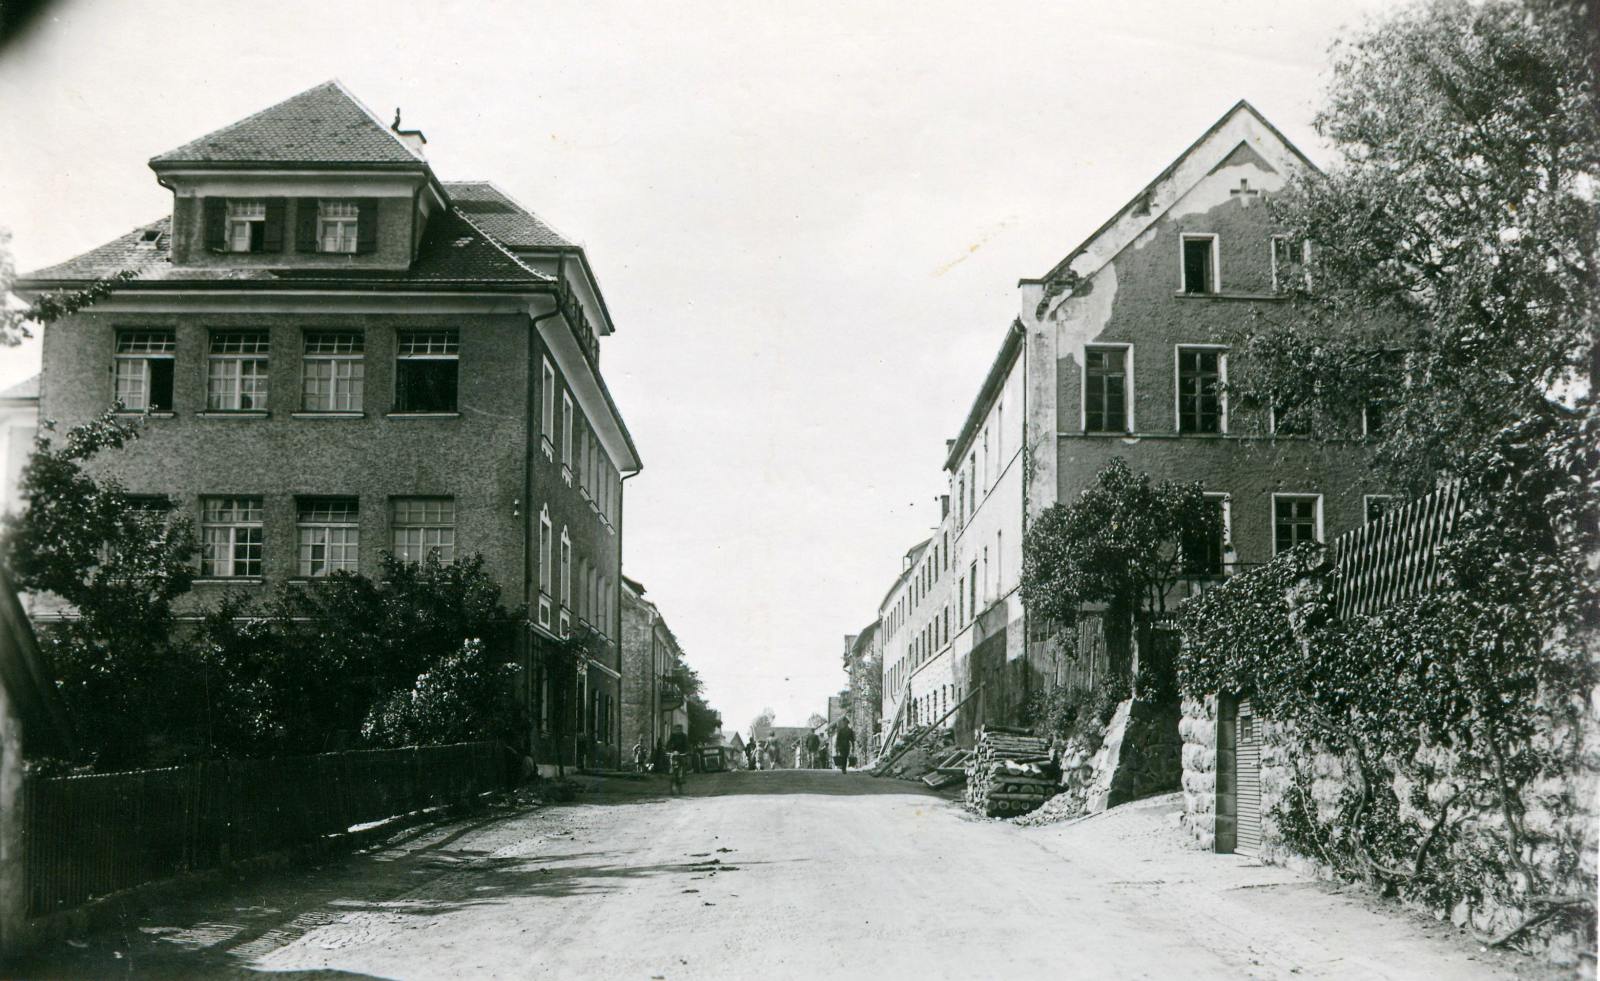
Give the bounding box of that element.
[964,726,1058,817]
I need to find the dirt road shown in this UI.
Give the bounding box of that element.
[24,770,1539,979]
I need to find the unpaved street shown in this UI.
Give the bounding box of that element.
[27,771,1538,980]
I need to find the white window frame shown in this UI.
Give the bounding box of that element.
[296,498,359,577]
[391,497,456,565]
[226,199,266,253]
[393,329,460,414]
[559,528,571,610]
[1271,493,1324,556]
[541,358,556,458]
[200,496,264,578]
[301,331,364,413]
[1173,344,1228,435]
[1179,233,1221,294]
[1271,235,1313,292]
[1081,342,1134,433]
[538,507,553,628]
[1363,494,1400,525]
[1193,492,1234,578]
[317,199,360,254]
[113,329,176,412]
[207,331,271,412]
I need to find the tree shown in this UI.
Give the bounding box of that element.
[1021,458,1223,625]
[1229,0,1598,498]
[806,712,827,729]
[1,228,137,346]
[1,411,201,766]
[363,638,522,748]
[749,707,775,741]
[686,697,722,747]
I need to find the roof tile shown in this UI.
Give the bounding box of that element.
[444,181,575,249]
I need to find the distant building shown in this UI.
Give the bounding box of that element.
[842,622,880,759]
[619,575,688,756]
[13,81,643,771]
[0,375,38,515]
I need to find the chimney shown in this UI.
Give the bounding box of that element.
[391,108,428,156]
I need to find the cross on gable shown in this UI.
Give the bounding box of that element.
[1230,178,1261,206]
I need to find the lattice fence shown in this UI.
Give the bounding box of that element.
[1328,481,1465,620]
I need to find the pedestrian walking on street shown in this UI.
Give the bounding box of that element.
[805,730,821,769]
[833,717,855,774]
[632,739,647,773]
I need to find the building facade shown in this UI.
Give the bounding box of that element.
[619,575,689,759]
[16,81,642,771]
[0,376,38,516]
[866,101,1388,740]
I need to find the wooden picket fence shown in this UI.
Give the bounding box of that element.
[1327,481,1466,620]
[23,741,507,918]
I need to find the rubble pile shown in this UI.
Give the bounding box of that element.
[964,726,1059,818]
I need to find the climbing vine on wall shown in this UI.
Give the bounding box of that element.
[1177,426,1597,949]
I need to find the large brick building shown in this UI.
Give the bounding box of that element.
[15,81,642,770]
[872,101,1389,740]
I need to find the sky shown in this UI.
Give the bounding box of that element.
[0,0,1395,736]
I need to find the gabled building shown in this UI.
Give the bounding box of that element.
[842,622,881,760]
[861,101,1387,741]
[14,80,642,771]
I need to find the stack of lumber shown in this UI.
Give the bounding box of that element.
[964,726,1058,817]
[921,748,972,790]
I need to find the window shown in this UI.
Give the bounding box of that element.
[226,199,268,253]
[391,497,455,564]
[1270,401,1308,436]
[1181,234,1218,293]
[1363,350,1406,437]
[1177,347,1225,434]
[1271,236,1310,292]
[561,391,574,474]
[968,562,977,620]
[1183,494,1230,578]
[559,529,572,610]
[538,509,553,628]
[541,359,556,455]
[1273,495,1323,554]
[317,200,360,254]
[957,474,966,527]
[982,427,990,492]
[394,330,459,413]
[207,332,270,411]
[302,332,364,412]
[996,530,1003,593]
[1084,346,1129,433]
[114,330,175,411]
[297,498,359,577]
[200,496,263,578]
[1364,495,1400,524]
[968,454,976,512]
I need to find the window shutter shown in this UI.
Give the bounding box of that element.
[203,198,226,251]
[262,199,286,252]
[296,198,319,252]
[356,199,378,254]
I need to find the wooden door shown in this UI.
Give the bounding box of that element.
[1235,698,1263,855]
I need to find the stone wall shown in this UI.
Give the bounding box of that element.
[1182,690,1600,963]
[1178,696,1218,850]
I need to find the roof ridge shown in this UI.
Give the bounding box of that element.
[329,78,428,165]
[1027,99,1316,289]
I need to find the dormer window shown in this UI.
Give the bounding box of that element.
[204,197,283,253]
[227,199,267,252]
[318,200,360,253]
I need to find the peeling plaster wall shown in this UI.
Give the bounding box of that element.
[1031,128,1380,568]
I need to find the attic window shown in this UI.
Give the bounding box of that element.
[1181,235,1218,294]
[136,229,163,249]
[227,199,267,252]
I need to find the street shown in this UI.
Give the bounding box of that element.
[22,771,1540,980]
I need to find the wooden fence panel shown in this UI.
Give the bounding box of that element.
[23,742,507,918]
[1328,481,1464,620]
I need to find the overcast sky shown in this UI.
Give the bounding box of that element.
[0,0,1392,736]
